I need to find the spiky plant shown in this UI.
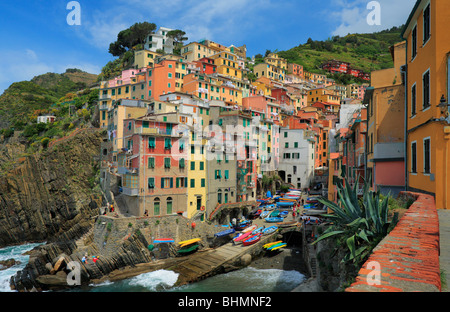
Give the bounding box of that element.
[312,175,398,264]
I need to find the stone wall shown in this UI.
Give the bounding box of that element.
[346,192,441,292]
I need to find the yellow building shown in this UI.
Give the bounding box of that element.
[134,50,162,68]
[402,0,450,209]
[209,51,242,80]
[307,88,341,105]
[187,111,209,219]
[264,53,287,70]
[181,42,216,63]
[254,63,286,82]
[98,68,149,128]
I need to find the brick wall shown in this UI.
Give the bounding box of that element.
[346,191,441,292]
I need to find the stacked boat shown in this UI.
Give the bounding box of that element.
[263,241,287,252]
[177,238,201,255]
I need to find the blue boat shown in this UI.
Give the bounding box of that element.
[280,210,289,217]
[252,226,265,234]
[277,201,295,208]
[262,226,278,235]
[265,217,284,223]
[269,210,281,217]
[214,228,236,238]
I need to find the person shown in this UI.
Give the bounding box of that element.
[92,256,98,263]
[292,210,296,220]
[81,256,86,264]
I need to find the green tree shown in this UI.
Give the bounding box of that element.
[108,22,157,57]
[167,29,188,55]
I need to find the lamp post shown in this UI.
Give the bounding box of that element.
[438,94,450,117]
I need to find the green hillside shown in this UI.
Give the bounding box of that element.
[0,69,98,130]
[273,25,405,84]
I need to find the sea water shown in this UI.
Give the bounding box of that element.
[85,267,305,292]
[0,242,43,292]
[0,243,306,292]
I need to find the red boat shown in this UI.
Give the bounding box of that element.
[242,234,262,246]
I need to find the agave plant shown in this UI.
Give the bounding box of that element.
[312,175,398,264]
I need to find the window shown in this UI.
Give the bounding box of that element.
[154,198,160,215]
[200,161,204,170]
[423,3,431,44]
[176,177,187,188]
[424,138,431,174]
[164,138,172,149]
[148,157,155,169]
[190,179,195,188]
[161,178,173,189]
[284,132,288,138]
[412,25,417,60]
[148,178,155,189]
[190,161,195,170]
[167,198,173,215]
[224,170,229,180]
[423,70,430,110]
[411,141,417,174]
[164,158,171,168]
[201,178,205,187]
[148,137,156,149]
[411,83,417,116]
[179,158,185,169]
[215,170,222,179]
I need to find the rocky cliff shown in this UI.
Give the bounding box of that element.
[0,129,104,247]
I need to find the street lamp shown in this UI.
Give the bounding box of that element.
[438,94,450,116]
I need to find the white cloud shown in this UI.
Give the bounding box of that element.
[330,0,416,36]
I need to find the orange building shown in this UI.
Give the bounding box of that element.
[147,59,177,100]
[402,0,450,209]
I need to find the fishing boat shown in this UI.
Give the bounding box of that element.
[265,217,284,223]
[242,224,258,233]
[276,201,295,208]
[277,221,299,228]
[153,238,174,243]
[214,228,236,238]
[234,221,252,231]
[177,244,199,255]
[233,231,253,244]
[279,210,289,217]
[179,238,201,248]
[263,241,283,249]
[269,210,281,217]
[261,226,278,235]
[242,234,262,246]
[252,226,265,234]
[268,243,287,251]
[259,210,271,218]
[279,197,297,202]
[264,204,276,210]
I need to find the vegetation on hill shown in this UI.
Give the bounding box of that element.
[266,26,404,85]
[0,69,99,155]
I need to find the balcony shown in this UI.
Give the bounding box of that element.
[122,187,139,197]
[135,127,183,137]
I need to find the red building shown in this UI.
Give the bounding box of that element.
[322,60,350,74]
[118,115,188,216]
[193,57,217,75]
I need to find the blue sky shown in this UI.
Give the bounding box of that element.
[0,0,416,94]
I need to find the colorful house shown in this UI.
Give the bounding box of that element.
[365,41,406,196]
[402,0,450,209]
[118,115,187,217]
